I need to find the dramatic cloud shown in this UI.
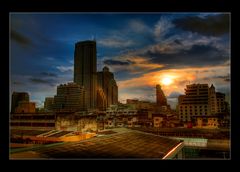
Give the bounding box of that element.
[98,37,134,48]
[154,17,174,40]
[202,74,230,82]
[12,81,24,85]
[40,72,58,77]
[173,14,230,37]
[104,59,132,66]
[10,13,230,108]
[11,30,32,46]
[168,91,182,98]
[174,39,182,45]
[128,19,151,33]
[56,66,73,72]
[146,43,228,68]
[118,65,230,103]
[214,74,230,82]
[29,78,55,86]
[103,56,164,77]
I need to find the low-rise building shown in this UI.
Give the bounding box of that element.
[15,101,36,113]
[195,116,220,129]
[53,82,86,112]
[10,112,56,130]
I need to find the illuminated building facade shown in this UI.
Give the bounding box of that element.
[156,84,167,106]
[96,88,107,111]
[178,84,227,122]
[97,66,118,108]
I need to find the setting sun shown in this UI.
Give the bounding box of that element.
[161,77,173,86]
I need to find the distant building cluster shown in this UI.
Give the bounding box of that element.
[43,40,118,112]
[10,40,230,133]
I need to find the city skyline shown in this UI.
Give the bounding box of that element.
[10,13,230,108]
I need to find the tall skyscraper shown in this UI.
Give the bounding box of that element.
[11,92,29,113]
[44,97,54,111]
[156,84,167,106]
[74,40,97,110]
[97,66,118,108]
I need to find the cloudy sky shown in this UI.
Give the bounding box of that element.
[10,13,230,108]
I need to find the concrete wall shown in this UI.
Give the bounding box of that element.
[56,115,98,132]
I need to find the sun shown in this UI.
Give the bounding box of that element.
[161,77,173,86]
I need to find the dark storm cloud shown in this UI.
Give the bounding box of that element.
[126,86,155,92]
[104,59,134,66]
[215,74,230,82]
[29,78,56,86]
[202,74,230,82]
[173,39,182,45]
[145,44,228,67]
[12,81,24,85]
[40,72,58,77]
[168,91,182,98]
[173,14,229,36]
[11,30,32,46]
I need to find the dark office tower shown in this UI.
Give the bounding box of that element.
[97,66,118,108]
[156,84,167,106]
[11,92,29,113]
[74,40,97,110]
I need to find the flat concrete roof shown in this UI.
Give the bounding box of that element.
[10,128,183,159]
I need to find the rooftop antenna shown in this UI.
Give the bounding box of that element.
[91,34,96,41]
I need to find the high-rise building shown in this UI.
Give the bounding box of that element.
[97,66,118,108]
[216,92,226,113]
[53,82,86,112]
[11,92,29,113]
[96,88,107,111]
[178,83,227,122]
[156,84,167,106]
[209,84,217,114]
[74,40,97,110]
[44,97,54,111]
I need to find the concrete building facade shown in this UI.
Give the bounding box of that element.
[10,112,56,130]
[96,88,107,111]
[15,101,36,113]
[178,84,227,122]
[44,97,54,111]
[97,66,118,108]
[156,84,167,106]
[53,82,85,112]
[11,92,29,113]
[216,92,227,113]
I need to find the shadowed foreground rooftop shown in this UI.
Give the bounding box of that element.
[10,128,183,159]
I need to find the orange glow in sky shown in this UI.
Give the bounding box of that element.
[161,77,173,86]
[118,64,229,102]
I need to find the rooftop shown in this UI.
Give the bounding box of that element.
[10,128,183,159]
